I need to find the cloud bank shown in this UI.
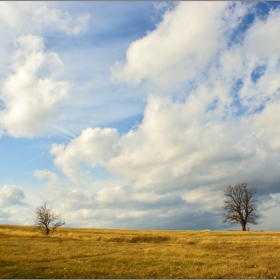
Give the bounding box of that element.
[1,2,280,230]
[46,2,280,229]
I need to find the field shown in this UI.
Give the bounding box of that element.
[0,224,280,279]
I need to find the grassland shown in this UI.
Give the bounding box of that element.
[0,224,280,279]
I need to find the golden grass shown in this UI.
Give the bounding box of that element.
[0,228,41,238]
[0,224,280,278]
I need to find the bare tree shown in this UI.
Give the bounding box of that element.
[34,202,65,236]
[222,182,260,231]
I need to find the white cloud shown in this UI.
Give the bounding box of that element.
[0,207,34,226]
[243,8,280,58]
[253,101,280,150]
[182,186,224,212]
[259,193,280,211]
[0,34,70,137]
[50,93,271,194]
[96,186,126,205]
[34,169,74,205]
[49,86,280,229]
[45,3,280,230]
[0,185,26,207]
[0,2,23,30]
[133,191,175,204]
[33,3,90,36]
[50,127,119,185]
[2,2,280,230]
[111,2,229,90]
[0,3,89,138]
[34,169,58,183]
[0,2,90,36]
[107,95,267,191]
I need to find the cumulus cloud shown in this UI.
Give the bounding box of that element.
[47,2,280,231]
[253,101,280,150]
[243,8,280,58]
[0,34,70,137]
[50,127,119,185]
[112,2,235,91]
[0,3,89,138]
[109,3,280,195]
[107,95,269,193]
[0,185,26,207]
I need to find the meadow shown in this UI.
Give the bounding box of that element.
[0,224,280,279]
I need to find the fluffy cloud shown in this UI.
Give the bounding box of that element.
[253,101,280,150]
[106,1,280,193]
[112,2,237,91]
[46,2,280,231]
[0,185,26,207]
[50,127,119,185]
[96,186,126,205]
[0,34,70,137]
[0,2,90,138]
[243,8,280,58]
[107,95,269,192]
[49,92,278,215]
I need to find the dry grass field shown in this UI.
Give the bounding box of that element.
[0,224,280,279]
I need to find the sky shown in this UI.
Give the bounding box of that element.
[0,1,280,231]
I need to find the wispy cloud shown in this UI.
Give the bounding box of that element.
[0,2,90,36]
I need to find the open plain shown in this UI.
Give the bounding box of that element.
[0,224,280,279]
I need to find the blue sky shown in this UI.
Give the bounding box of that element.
[1,1,280,230]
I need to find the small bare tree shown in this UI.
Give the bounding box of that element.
[34,202,65,236]
[223,182,260,231]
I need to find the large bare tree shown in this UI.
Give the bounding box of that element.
[34,202,65,236]
[222,182,260,231]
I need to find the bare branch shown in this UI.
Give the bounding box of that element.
[222,182,260,231]
[34,202,65,236]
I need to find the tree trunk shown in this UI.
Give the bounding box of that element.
[241,223,246,231]
[45,226,50,235]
